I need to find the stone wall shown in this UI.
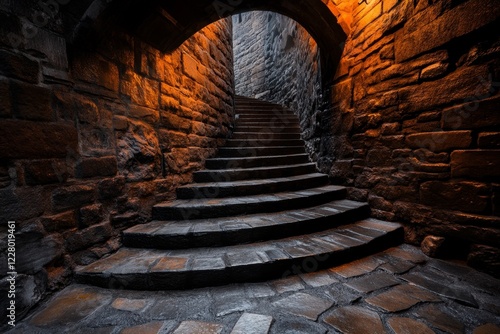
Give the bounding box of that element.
[232,1,500,276]
[233,11,322,118]
[0,2,234,320]
[324,0,500,276]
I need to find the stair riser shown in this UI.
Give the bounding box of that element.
[231,133,301,140]
[124,205,369,249]
[194,164,317,182]
[152,187,347,220]
[236,120,300,127]
[205,154,309,169]
[176,174,329,199]
[225,139,304,147]
[78,227,403,290]
[236,115,297,120]
[235,126,300,133]
[218,146,305,158]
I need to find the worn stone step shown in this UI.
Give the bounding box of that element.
[231,132,301,140]
[235,125,300,132]
[152,185,346,220]
[236,114,297,120]
[205,153,309,169]
[218,146,305,157]
[225,139,305,147]
[194,162,317,182]
[124,200,370,249]
[76,219,403,290]
[235,120,300,127]
[177,173,328,199]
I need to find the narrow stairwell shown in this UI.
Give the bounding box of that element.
[76,96,403,290]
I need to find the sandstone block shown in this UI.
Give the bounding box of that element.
[442,95,500,130]
[395,0,500,61]
[72,55,119,92]
[64,222,113,253]
[24,159,69,185]
[98,177,126,200]
[478,132,500,148]
[0,120,78,159]
[0,49,40,83]
[39,211,77,233]
[78,204,104,228]
[11,81,52,121]
[75,156,118,179]
[406,131,472,152]
[451,150,500,178]
[52,184,96,212]
[421,235,446,258]
[420,181,489,213]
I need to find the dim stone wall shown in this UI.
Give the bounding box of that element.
[232,1,500,276]
[0,2,234,319]
[233,11,322,121]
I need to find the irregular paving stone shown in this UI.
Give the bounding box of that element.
[323,306,385,334]
[414,304,465,334]
[345,272,400,293]
[384,246,427,264]
[270,318,328,334]
[173,320,223,334]
[215,297,255,317]
[245,283,276,298]
[120,321,165,334]
[378,255,416,274]
[272,292,333,321]
[329,256,382,278]
[324,284,361,305]
[474,323,500,334]
[230,313,273,334]
[111,298,147,312]
[365,284,440,312]
[387,317,435,334]
[271,276,305,294]
[402,272,477,307]
[299,271,338,287]
[30,288,110,327]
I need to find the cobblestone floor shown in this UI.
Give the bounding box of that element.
[6,245,500,334]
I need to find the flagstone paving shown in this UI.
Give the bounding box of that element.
[6,245,500,334]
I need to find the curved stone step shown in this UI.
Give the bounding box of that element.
[225,139,304,147]
[231,132,301,140]
[177,173,328,199]
[193,162,317,182]
[218,146,305,157]
[235,121,300,128]
[205,153,309,169]
[124,200,370,249]
[235,125,300,132]
[236,114,296,119]
[152,185,346,220]
[76,219,404,290]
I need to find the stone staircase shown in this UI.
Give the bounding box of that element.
[75,96,403,290]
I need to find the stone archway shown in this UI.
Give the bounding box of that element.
[69,0,347,79]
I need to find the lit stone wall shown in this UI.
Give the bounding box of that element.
[0,2,234,320]
[233,11,322,123]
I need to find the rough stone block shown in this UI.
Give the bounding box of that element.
[120,71,159,109]
[0,49,40,83]
[442,95,500,130]
[451,150,500,178]
[39,211,77,233]
[395,0,500,62]
[18,234,63,273]
[0,120,78,159]
[421,235,446,258]
[75,156,118,179]
[64,222,113,253]
[0,79,11,117]
[467,244,500,278]
[420,181,489,213]
[78,204,104,228]
[11,81,52,121]
[478,132,500,148]
[98,177,126,200]
[24,159,69,185]
[52,184,96,212]
[72,55,119,92]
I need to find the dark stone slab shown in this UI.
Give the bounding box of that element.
[345,272,400,293]
[323,306,385,334]
[272,292,333,321]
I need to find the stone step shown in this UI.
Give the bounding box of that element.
[236,114,297,120]
[152,185,346,220]
[76,219,403,290]
[235,125,300,132]
[124,200,370,249]
[231,132,301,140]
[225,139,304,147]
[217,146,305,157]
[176,173,328,199]
[205,153,310,169]
[236,119,299,126]
[193,162,317,182]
